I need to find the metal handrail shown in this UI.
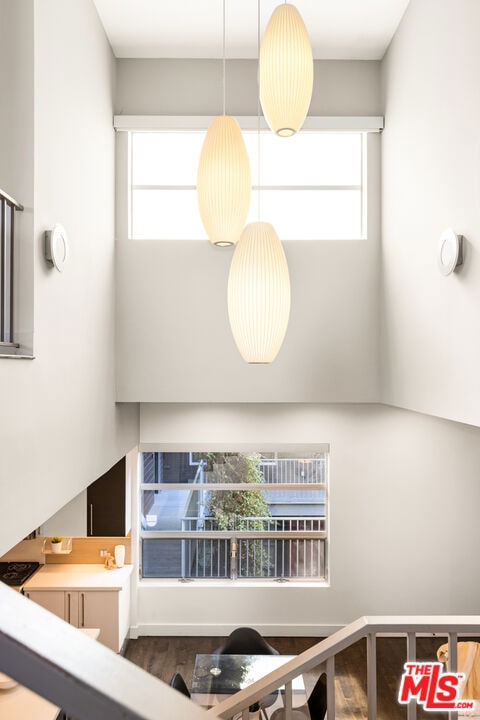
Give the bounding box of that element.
[0,187,24,211]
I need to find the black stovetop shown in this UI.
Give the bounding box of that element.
[0,561,40,586]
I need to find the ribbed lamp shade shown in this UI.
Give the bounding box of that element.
[228,222,291,363]
[197,115,251,246]
[259,3,313,137]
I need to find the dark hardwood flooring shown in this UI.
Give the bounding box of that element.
[125,635,452,719]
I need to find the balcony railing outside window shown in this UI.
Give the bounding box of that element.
[140,451,328,582]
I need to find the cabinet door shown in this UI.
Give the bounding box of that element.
[25,591,66,621]
[79,591,119,652]
[87,457,125,536]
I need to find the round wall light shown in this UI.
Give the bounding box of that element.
[44,224,68,272]
[438,228,464,275]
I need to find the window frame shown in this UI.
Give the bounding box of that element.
[139,448,330,584]
[118,115,383,243]
[0,188,23,353]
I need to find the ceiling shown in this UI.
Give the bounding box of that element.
[92,0,410,61]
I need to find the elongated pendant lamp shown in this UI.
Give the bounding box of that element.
[228,222,291,363]
[197,115,251,246]
[197,0,251,246]
[259,3,313,137]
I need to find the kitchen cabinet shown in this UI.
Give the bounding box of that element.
[87,457,126,536]
[25,590,118,650]
[41,453,133,538]
[23,565,132,653]
[24,590,66,619]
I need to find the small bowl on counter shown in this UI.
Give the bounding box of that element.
[0,672,18,690]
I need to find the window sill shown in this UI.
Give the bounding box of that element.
[0,353,35,359]
[139,578,329,589]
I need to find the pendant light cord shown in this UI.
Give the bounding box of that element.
[257,0,261,220]
[222,0,226,116]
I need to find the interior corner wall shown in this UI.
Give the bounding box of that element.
[115,59,381,403]
[0,0,139,557]
[134,403,480,634]
[380,0,480,427]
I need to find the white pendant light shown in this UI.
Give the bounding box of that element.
[197,0,251,247]
[259,3,313,137]
[197,116,251,247]
[228,222,291,363]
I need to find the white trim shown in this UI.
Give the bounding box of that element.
[137,578,328,587]
[139,442,330,453]
[140,530,326,539]
[132,622,342,637]
[140,482,326,491]
[114,115,384,132]
[132,184,362,191]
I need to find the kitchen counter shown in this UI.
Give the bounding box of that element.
[0,684,59,720]
[0,629,99,720]
[23,563,133,591]
[23,566,132,653]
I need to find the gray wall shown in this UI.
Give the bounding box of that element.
[0,0,138,556]
[116,58,382,116]
[115,59,381,402]
[381,0,480,427]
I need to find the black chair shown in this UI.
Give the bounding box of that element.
[216,628,279,717]
[217,627,279,656]
[307,673,327,720]
[170,671,191,698]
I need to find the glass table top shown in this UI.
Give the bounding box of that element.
[191,653,307,712]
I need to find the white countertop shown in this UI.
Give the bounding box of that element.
[0,683,59,720]
[0,629,100,720]
[23,563,133,591]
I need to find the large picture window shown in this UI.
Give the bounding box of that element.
[140,449,328,582]
[129,129,365,241]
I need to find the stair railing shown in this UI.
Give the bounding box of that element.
[205,616,480,720]
[1,579,479,720]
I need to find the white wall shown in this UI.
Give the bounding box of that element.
[134,403,480,634]
[115,60,381,403]
[381,0,480,428]
[40,490,87,538]
[0,0,138,556]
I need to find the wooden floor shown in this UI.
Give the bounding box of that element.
[125,634,452,719]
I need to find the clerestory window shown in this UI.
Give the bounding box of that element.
[128,128,365,242]
[140,449,328,583]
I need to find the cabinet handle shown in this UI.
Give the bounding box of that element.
[67,593,71,624]
[90,503,94,535]
[81,593,85,627]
